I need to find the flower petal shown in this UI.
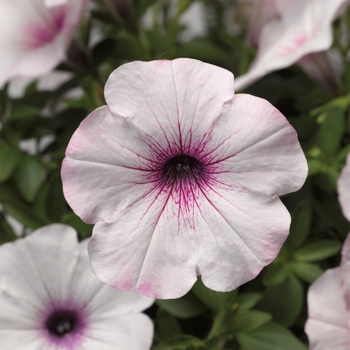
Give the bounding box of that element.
[341,233,350,312]
[203,94,307,195]
[305,268,349,350]
[62,106,170,223]
[0,330,47,350]
[196,188,291,291]
[338,152,350,222]
[0,224,79,310]
[235,0,347,90]
[88,188,199,299]
[88,175,291,297]
[71,240,154,315]
[84,314,153,350]
[105,58,234,152]
[45,0,68,7]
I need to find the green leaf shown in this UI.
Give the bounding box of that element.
[257,274,303,327]
[10,105,41,119]
[192,277,237,312]
[314,198,349,237]
[156,309,183,340]
[285,201,312,249]
[46,174,65,222]
[0,195,47,229]
[236,293,262,312]
[152,335,208,350]
[294,239,341,262]
[236,322,307,350]
[13,155,46,202]
[0,212,17,244]
[0,141,22,181]
[307,158,322,176]
[233,310,272,333]
[262,263,290,287]
[156,291,208,319]
[176,40,232,66]
[318,106,345,155]
[289,262,323,283]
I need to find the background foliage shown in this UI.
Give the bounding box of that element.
[0,0,349,349]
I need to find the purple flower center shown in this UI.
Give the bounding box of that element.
[162,154,204,183]
[45,309,78,337]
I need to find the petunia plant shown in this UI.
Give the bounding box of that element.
[0,0,349,349]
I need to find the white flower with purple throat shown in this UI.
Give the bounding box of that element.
[61,58,308,299]
[0,224,154,350]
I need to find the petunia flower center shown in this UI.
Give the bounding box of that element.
[162,154,204,182]
[45,309,78,337]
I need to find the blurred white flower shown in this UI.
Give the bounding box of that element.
[0,0,88,87]
[0,224,154,350]
[305,233,350,349]
[235,0,348,90]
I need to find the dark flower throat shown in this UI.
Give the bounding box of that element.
[162,155,203,182]
[45,310,77,337]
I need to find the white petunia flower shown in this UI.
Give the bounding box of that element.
[0,224,154,350]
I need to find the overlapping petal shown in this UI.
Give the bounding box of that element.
[62,58,307,299]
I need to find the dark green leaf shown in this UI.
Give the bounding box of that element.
[0,212,17,244]
[156,309,183,340]
[294,239,341,261]
[46,174,65,222]
[236,293,262,312]
[289,262,323,283]
[0,141,22,181]
[192,277,237,312]
[152,335,208,350]
[262,263,290,287]
[236,322,307,350]
[13,155,46,202]
[10,106,41,119]
[176,40,232,67]
[233,310,272,333]
[257,274,303,327]
[156,291,207,319]
[285,201,312,249]
[0,195,47,229]
[319,106,345,155]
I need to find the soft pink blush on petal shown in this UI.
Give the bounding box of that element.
[338,153,350,222]
[24,6,66,49]
[305,268,349,350]
[341,233,350,312]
